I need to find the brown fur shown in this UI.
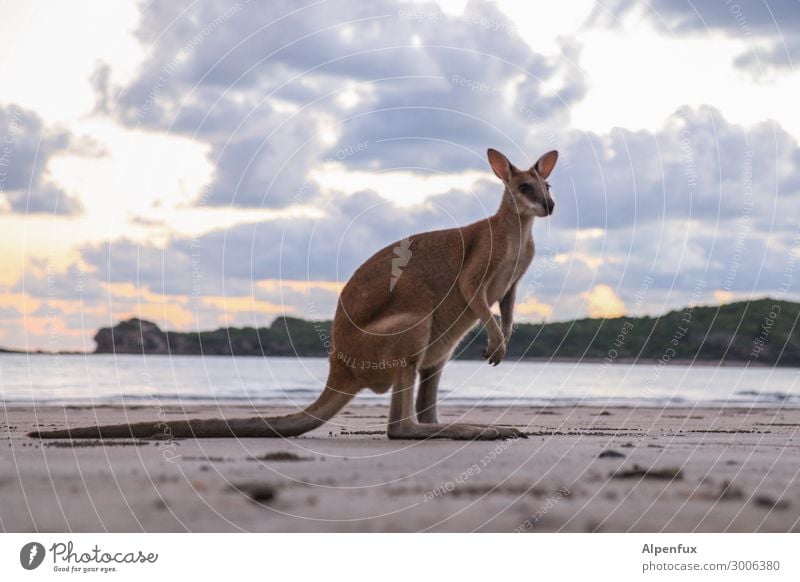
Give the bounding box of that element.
[29,149,558,441]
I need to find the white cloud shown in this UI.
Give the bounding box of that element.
[310,162,494,206]
[0,0,143,124]
[47,120,215,240]
[582,284,626,318]
[571,3,800,138]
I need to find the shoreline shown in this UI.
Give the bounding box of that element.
[2,403,799,532]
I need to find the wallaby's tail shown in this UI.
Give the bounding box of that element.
[28,380,355,439]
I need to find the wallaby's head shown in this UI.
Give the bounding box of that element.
[487,148,558,217]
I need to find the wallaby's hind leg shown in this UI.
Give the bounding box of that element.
[415,361,527,438]
[387,365,507,440]
[415,362,444,424]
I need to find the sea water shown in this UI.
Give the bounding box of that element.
[1,353,799,407]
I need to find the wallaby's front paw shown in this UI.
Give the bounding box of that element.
[482,340,506,366]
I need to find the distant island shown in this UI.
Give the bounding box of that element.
[88,298,800,366]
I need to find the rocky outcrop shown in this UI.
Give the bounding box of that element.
[93,318,170,354]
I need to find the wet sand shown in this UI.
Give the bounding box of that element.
[2,404,799,532]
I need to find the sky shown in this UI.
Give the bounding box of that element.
[1,0,799,351]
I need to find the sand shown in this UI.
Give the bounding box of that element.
[2,403,799,532]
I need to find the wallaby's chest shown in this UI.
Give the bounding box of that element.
[487,236,535,302]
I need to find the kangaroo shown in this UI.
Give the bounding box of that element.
[29,148,558,441]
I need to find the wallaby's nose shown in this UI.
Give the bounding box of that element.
[544,199,555,215]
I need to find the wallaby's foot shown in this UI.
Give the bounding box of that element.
[482,339,507,366]
[387,421,515,440]
[414,414,525,438]
[468,424,528,439]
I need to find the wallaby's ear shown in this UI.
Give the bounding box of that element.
[487,148,515,182]
[534,150,559,179]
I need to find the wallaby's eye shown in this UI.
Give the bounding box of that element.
[545,181,551,190]
[518,183,532,194]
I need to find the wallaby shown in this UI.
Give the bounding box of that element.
[29,148,558,441]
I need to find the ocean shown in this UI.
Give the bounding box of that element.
[1,353,799,408]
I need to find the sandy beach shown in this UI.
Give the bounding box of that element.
[2,404,799,532]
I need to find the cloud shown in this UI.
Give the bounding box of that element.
[714,290,734,304]
[514,296,552,319]
[0,105,82,215]
[596,0,800,73]
[618,0,800,34]
[103,0,584,208]
[734,37,800,74]
[582,284,626,318]
[550,105,800,231]
[79,179,507,293]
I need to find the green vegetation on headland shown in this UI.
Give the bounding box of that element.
[88,298,800,366]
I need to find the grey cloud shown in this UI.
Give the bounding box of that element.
[0,306,21,319]
[105,0,584,207]
[645,0,800,34]
[13,262,107,303]
[549,106,800,231]
[734,36,800,73]
[518,212,798,323]
[596,0,800,72]
[0,105,82,216]
[596,0,800,34]
[79,179,507,299]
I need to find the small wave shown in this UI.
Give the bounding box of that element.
[735,390,800,403]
